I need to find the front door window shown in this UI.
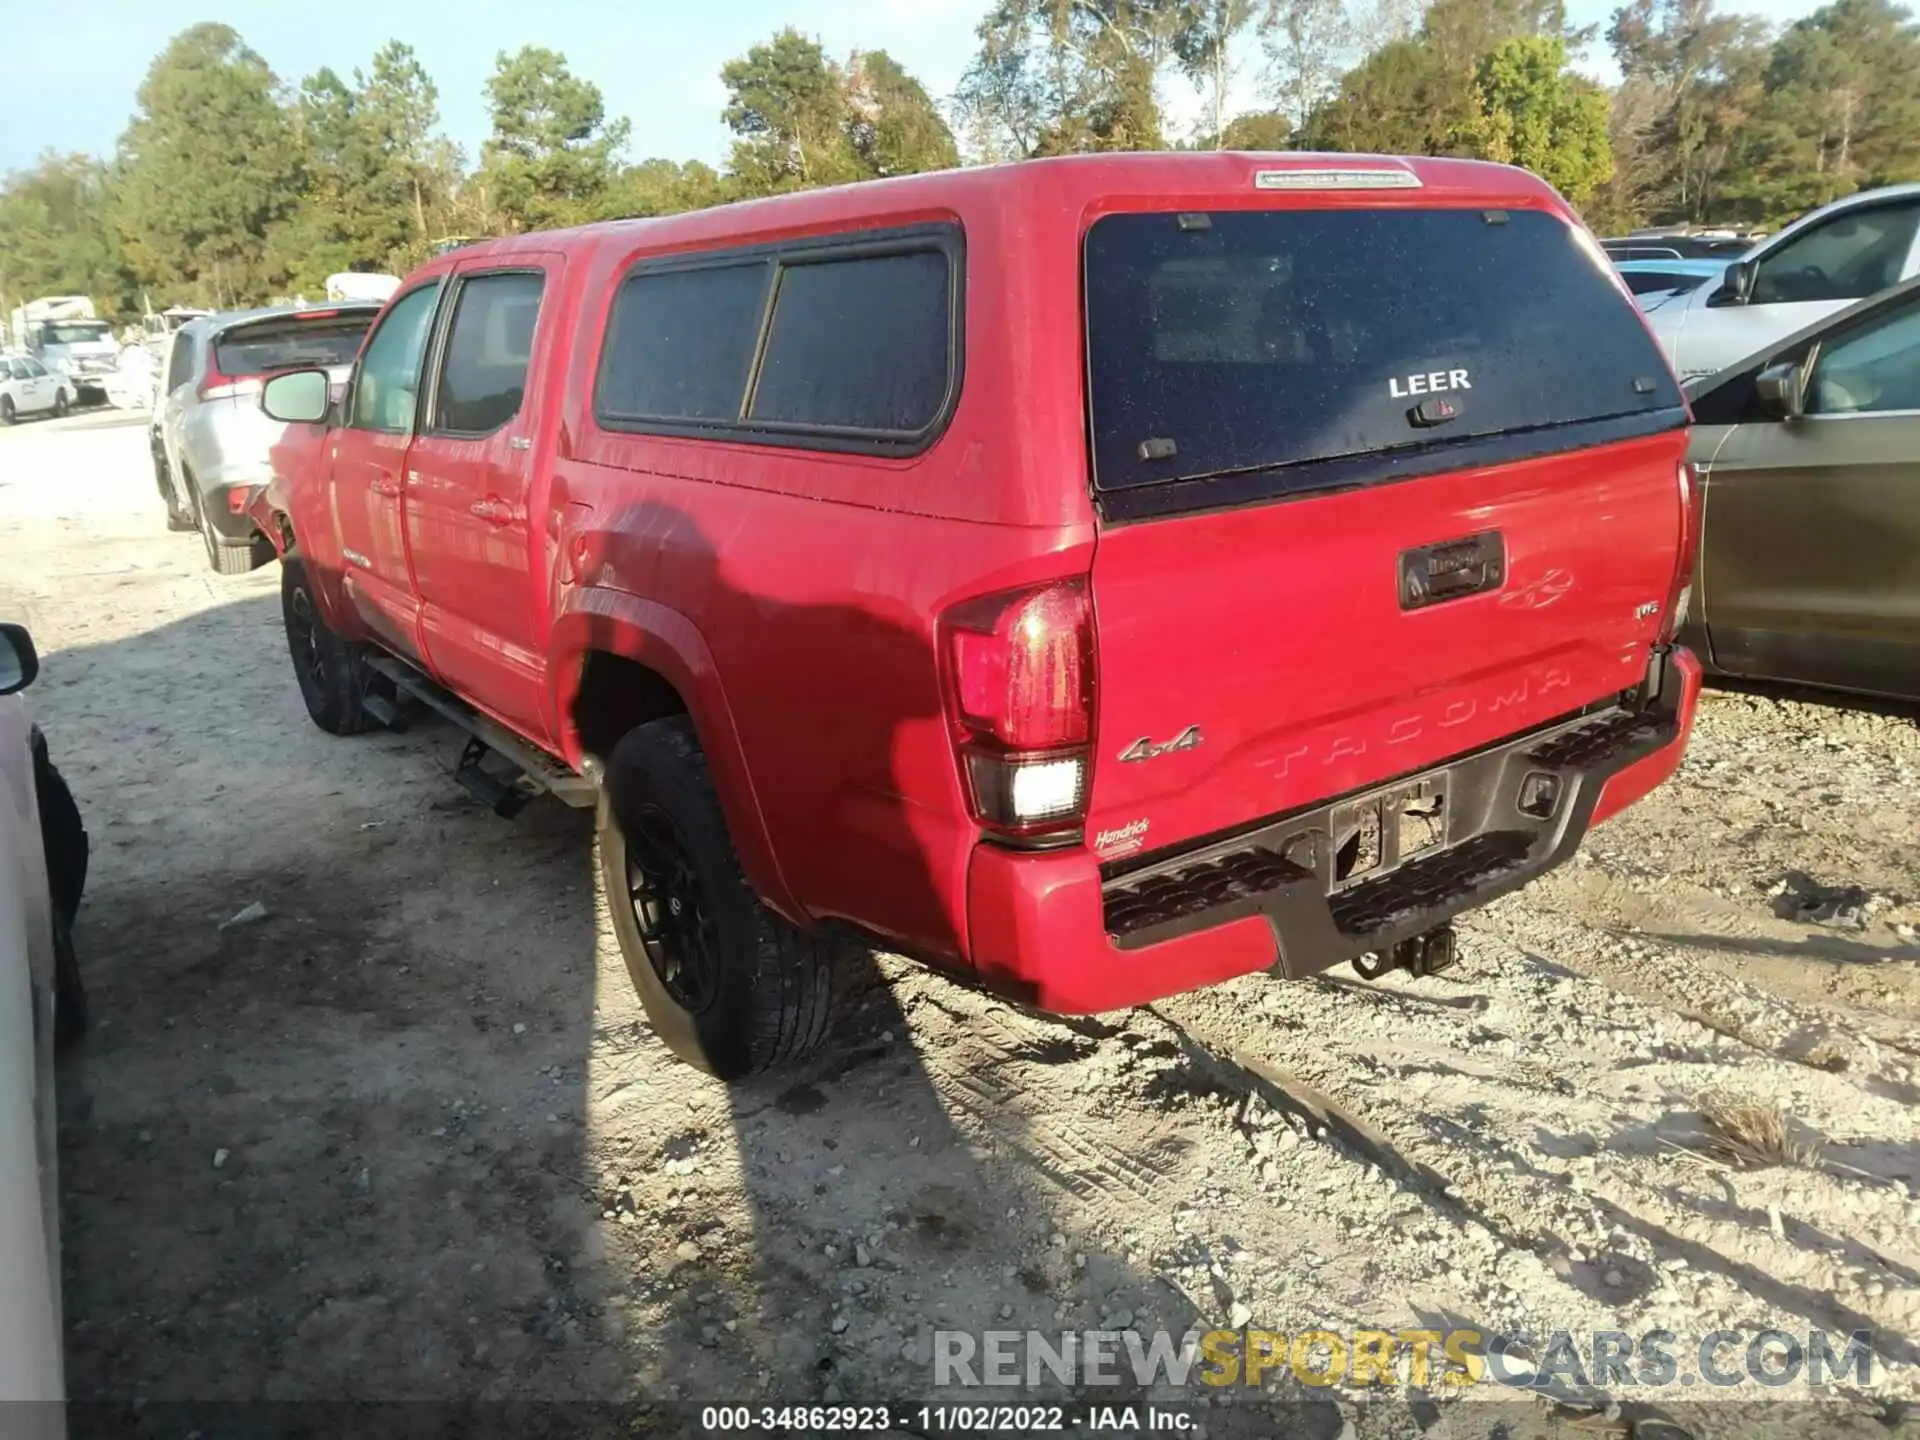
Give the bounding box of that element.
[347,286,440,434]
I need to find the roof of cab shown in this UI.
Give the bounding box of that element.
[433,151,1568,271]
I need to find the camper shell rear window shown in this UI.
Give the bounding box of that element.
[1084,207,1685,507]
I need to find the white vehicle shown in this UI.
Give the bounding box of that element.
[9,298,117,403]
[0,621,87,1413]
[103,342,157,410]
[324,272,401,305]
[1643,184,1920,382]
[0,356,74,425]
[139,307,211,354]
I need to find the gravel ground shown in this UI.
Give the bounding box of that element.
[2,414,1915,1438]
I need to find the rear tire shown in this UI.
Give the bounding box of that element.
[281,554,371,735]
[205,534,262,576]
[190,482,260,575]
[598,716,838,1079]
[52,390,69,419]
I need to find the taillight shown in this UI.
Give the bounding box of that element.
[197,351,262,401]
[939,579,1095,838]
[1661,461,1700,643]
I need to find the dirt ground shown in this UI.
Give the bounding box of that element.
[2,413,1916,1438]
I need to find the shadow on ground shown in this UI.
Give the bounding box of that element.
[37,559,1238,1433]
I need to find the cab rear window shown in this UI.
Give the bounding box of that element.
[1084,208,1683,494]
[215,314,374,378]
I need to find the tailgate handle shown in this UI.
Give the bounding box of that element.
[1400,530,1505,611]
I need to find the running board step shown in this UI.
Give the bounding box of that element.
[362,654,598,811]
[360,690,410,732]
[455,736,533,818]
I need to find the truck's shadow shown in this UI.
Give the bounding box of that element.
[29,509,1278,1433]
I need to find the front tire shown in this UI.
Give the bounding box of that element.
[32,738,87,925]
[158,458,194,531]
[598,716,838,1079]
[32,736,88,1048]
[0,396,14,426]
[281,554,370,735]
[52,912,85,1048]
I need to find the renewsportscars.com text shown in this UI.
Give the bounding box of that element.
[933,1327,1876,1393]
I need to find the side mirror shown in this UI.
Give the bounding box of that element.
[1707,258,1756,308]
[260,368,332,425]
[0,623,39,696]
[1755,359,1805,420]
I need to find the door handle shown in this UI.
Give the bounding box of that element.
[368,472,400,497]
[469,497,516,524]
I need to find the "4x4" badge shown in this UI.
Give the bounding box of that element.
[1118,725,1203,763]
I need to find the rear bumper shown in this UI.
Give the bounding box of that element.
[200,483,269,542]
[186,454,273,499]
[964,646,1701,1014]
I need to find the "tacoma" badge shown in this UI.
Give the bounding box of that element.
[1118,725,1203,763]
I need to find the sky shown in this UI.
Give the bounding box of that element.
[0,0,1831,178]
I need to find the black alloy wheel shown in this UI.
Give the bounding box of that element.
[287,582,328,695]
[624,804,722,1013]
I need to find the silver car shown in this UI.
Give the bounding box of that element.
[153,302,380,574]
[1680,272,1920,700]
[0,621,86,1408]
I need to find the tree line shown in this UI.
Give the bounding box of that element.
[3,0,1918,319]
[0,25,959,316]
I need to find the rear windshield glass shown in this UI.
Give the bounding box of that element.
[1084,208,1682,492]
[216,314,374,377]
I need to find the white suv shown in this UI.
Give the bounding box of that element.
[154,302,380,573]
[1643,183,1920,382]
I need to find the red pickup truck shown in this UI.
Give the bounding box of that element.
[255,153,1701,1079]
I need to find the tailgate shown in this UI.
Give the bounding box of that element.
[1079,199,1689,866]
[1084,430,1688,862]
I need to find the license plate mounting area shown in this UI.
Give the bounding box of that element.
[1329,773,1450,892]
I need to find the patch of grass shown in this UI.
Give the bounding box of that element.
[1697,1090,1813,1169]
